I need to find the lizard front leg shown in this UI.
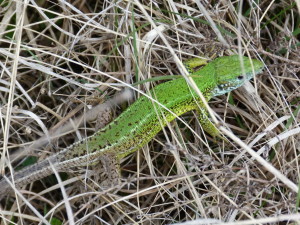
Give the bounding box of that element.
[183,57,208,73]
[196,107,221,139]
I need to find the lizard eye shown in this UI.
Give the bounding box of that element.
[237,75,244,80]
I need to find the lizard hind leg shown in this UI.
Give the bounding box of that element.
[97,153,121,189]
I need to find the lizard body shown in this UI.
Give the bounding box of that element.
[0,55,263,196]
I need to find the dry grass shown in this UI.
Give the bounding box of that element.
[0,0,299,224]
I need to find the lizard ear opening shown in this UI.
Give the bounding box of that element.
[237,75,244,80]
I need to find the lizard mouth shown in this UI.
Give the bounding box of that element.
[213,82,239,96]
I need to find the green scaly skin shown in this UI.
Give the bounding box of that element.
[0,55,263,195]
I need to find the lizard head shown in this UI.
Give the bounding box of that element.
[211,55,264,97]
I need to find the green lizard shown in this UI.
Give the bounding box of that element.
[0,55,263,196]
